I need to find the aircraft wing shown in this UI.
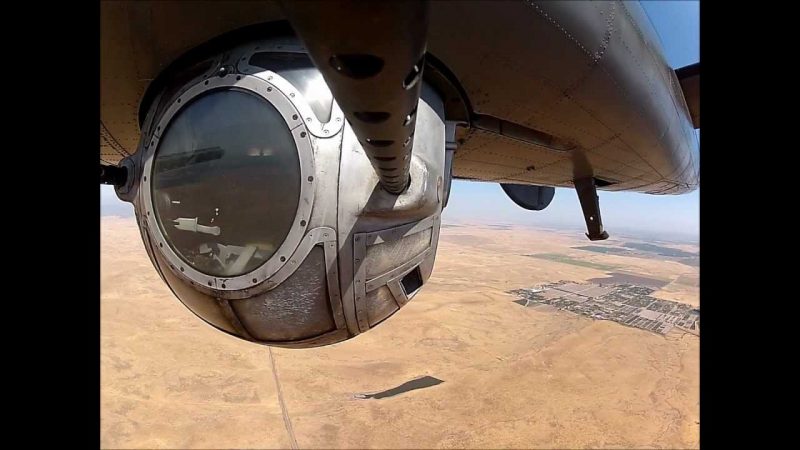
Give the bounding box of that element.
[101,0,699,195]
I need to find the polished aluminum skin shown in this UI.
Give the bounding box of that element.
[124,38,446,347]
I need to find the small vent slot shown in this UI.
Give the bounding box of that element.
[401,266,423,296]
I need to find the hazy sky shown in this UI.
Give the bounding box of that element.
[101,1,699,241]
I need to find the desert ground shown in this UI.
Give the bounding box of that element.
[101,216,699,449]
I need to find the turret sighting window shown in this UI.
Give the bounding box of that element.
[152,89,301,277]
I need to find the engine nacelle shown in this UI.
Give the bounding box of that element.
[117,36,447,348]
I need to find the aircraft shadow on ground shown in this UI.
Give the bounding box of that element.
[354,376,444,400]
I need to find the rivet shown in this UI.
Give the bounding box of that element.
[300,132,307,138]
[292,114,298,120]
[267,87,272,92]
[221,283,226,288]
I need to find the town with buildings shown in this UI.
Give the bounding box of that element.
[510,281,699,335]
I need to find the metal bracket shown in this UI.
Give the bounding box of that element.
[443,121,457,208]
[574,177,609,241]
[100,164,127,186]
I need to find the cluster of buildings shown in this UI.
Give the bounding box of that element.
[510,281,699,335]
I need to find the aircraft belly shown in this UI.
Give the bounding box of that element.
[428,1,698,193]
[100,0,698,194]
